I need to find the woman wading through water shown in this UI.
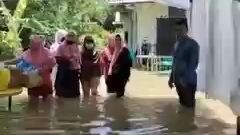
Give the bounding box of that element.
[107,34,132,97]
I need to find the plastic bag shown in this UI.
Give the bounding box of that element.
[16,59,38,74]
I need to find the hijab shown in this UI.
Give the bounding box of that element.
[50,29,67,56]
[56,32,81,69]
[108,34,126,74]
[104,34,115,59]
[23,35,55,68]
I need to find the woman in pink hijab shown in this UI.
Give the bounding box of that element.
[22,35,56,99]
[107,34,132,97]
[100,34,115,93]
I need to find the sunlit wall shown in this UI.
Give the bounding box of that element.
[191,0,240,112]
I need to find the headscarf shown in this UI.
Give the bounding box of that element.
[107,34,115,54]
[50,29,67,56]
[108,34,126,75]
[56,32,81,70]
[100,34,115,77]
[101,34,115,62]
[23,35,55,70]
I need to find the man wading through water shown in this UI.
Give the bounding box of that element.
[168,20,200,108]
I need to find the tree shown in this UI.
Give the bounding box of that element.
[22,0,110,47]
[0,0,111,59]
[0,0,28,60]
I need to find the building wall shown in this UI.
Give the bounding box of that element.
[121,12,131,45]
[135,3,168,49]
[120,10,135,50]
[168,6,186,17]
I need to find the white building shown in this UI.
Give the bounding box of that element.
[109,0,190,55]
[110,0,240,130]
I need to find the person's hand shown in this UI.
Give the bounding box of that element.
[168,80,174,89]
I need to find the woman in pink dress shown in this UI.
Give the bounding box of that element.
[22,35,56,99]
[100,35,115,93]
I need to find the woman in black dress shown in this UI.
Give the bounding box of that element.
[54,32,81,98]
[108,34,132,97]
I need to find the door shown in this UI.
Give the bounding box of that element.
[156,18,185,55]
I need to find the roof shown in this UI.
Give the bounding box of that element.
[108,0,190,9]
[109,0,154,4]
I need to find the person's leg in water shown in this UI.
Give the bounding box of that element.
[116,79,128,98]
[42,94,53,101]
[81,80,91,98]
[175,81,185,105]
[183,84,197,108]
[106,75,115,93]
[90,77,100,96]
[175,81,196,108]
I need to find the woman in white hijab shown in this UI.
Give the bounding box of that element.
[50,30,67,89]
[50,29,68,56]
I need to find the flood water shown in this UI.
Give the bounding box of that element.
[0,95,235,135]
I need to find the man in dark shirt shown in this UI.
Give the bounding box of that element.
[168,20,199,108]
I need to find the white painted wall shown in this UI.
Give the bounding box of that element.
[121,12,133,47]
[135,3,168,49]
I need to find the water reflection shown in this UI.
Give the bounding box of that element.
[104,96,130,131]
[0,96,235,134]
[157,104,197,133]
[20,98,55,130]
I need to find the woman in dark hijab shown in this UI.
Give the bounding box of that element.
[80,36,101,97]
[108,34,132,97]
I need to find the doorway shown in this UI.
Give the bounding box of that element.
[156,18,186,56]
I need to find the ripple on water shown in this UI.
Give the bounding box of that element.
[0,97,235,134]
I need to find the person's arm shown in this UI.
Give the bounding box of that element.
[100,52,111,67]
[188,42,200,72]
[119,48,132,68]
[55,45,71,65]
[40,58,56,73]
[127,49,133,67]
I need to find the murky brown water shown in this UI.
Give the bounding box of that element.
[0,95,235,135]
